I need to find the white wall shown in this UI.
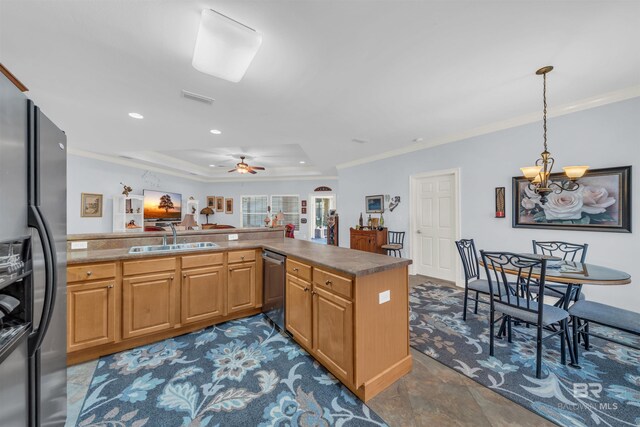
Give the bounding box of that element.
[338,97,640,312]
[67,154,337,239]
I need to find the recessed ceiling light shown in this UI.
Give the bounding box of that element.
[299,161,306,164]
[209,164,216,167]
[413,137,424,143]
[210,129,222,135]
[128,112,144,119]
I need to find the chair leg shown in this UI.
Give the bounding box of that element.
[489,308,495,357]
[584,322,590,350]
[463,287,469,321]
[560,320,567,365]
[536,324,543,379]
[507,316,512,343]
[474,291,479,314]
[572,316,580,364]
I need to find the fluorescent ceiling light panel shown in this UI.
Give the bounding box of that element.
[192,9,262,83]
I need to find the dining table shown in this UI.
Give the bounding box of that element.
[480,256,632,368]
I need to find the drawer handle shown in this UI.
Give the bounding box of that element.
[325,280,332,286]
[293,267,299,272]
[86,271,92,276]
[107,284,114,289]
[303,287,309,292]
[241,256,245,261]
[183,273,187,278]
[170,276,174,280]
[311,290,317,296]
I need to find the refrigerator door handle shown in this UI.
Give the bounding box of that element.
[27,205,57,355]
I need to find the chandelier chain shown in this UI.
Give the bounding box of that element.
[543,72,547,152]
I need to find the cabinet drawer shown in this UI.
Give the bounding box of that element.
[287,259,312,282]
[68,263,116,283]
[228,250,256,264]
[313,268,352,300]
[123,257,176,276]
[182,252,224,269]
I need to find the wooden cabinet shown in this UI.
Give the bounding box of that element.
[227,252,257,314]
[181,266,225,324]
[122,271,176,339]
[313,285,353,383]
[285,274,312,350]
[67,280,116,352]
[349,228,388,254]
[285,259,355,384]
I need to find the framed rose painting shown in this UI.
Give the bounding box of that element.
[512,166,631,233]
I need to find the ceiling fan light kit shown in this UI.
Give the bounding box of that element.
[229,156,265,175]
[192,9,262,83]
[519,65,589,204]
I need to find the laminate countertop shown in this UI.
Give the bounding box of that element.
[67,238,412,277]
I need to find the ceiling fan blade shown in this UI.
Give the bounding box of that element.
[228,168,237,173]
[250,166,265,170]
[248,169,257,174]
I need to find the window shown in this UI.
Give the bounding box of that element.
[241,195,268,227]
[271,195,300,230]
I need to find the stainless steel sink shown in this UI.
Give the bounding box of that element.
[128,242,218,254]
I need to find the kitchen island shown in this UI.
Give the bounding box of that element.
[66,229,412,401]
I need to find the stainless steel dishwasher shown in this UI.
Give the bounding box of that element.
[262,250,286,331]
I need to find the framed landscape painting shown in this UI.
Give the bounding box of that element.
[366,195,384,213]
[81,193,103,217]
[512,166,631,232]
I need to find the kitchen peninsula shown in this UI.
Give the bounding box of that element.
[66,227,412,401]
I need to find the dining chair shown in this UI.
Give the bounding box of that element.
[455,239,495,321]
[480,251,575,378]
[382,231,405,257]
[531,240,588,303]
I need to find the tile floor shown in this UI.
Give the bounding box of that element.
[65,275,552,427]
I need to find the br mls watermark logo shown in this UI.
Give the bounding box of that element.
[559,383,619,411]
[573,382,602,398]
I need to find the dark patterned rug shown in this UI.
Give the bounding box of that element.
[75,315,387,426]
[409,283,640,427]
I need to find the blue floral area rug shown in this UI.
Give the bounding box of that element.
[75,315,387,427]
[409,283,640,427]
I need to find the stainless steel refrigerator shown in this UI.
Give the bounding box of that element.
[0,72,67,426]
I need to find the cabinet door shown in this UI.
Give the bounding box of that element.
[67,280,115,352]
[122,272,176,339]
[285,274,312,350]
[181,266,225,324]
[227,262,256,314]
[312,286,353,383]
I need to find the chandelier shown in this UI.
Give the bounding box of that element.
[520,66,589,204]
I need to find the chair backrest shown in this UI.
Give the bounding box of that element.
[480,251,547,324]
[388,231,405,246]
[455,239,480,282]
[532,240,588,263]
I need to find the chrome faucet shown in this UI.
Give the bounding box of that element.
[162,234,167,246]
[169,223,177,245]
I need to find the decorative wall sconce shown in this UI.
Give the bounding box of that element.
[495,187,506,218]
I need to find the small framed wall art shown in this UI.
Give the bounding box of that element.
[215,196,224,212]
[225,198,234,214]
[207,196,215,207]
[365,195,384,213]
[495,187,506,218]
[81,193,103,217]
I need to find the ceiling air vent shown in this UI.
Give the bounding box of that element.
[181,90,215,105]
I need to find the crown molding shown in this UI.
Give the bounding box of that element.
[336,85,640,170]
[67,148,337,183]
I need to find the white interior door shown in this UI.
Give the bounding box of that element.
[413,173,457,281]
[308,194,335,243]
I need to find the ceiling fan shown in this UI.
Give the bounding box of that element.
[228,156,265,174]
